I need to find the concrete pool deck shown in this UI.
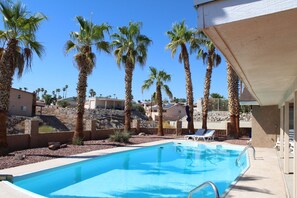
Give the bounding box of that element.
[0,139,288,198]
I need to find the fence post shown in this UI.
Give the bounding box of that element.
[25,119,39,136]
[132,119,140,134]
[86,120,96,140]
[176,121,182,135]
[24,119,39,148]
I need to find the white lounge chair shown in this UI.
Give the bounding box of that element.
[184,129,206,140]
[274,129,295,150]
[194,129,216,141]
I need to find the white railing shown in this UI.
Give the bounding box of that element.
[188,181,220,198]
[236,144,256,166]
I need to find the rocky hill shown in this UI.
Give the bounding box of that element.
[181,111,252,122]
[40,106,148,130]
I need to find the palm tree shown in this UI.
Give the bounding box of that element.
[36,88,41,99]
[89,89,96,97]
[166,21,195,133]
[227,62,240,138]
[43,89,47,98]
[0,1,46,155]
[62,87,66,98]
[111,21,151,131]
[56,88,61,98]
[193,31,221,130]
[64,85,69,98]
[142,67,173,136]
[65,16,111,145]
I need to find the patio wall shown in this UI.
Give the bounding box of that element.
[6,119,251,152]
[252,105,280,147]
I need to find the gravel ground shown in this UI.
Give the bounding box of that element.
[0,135,247,170]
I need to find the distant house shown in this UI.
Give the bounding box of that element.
[9,88,36,117]
[148,103,186,121]
[84,97,125,110]
[240,87,258,106]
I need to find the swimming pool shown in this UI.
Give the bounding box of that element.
[13,142,248,198]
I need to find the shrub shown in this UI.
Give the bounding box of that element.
[72,137,84,145]
[109,131,131,143]
[57,100,69,108]
[132,104,145,114]
[163,121,174,128]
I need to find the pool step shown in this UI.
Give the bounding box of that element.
[0,174,13,182]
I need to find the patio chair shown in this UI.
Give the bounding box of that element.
[184,129,206,140]
[274,129,295,150]
[194,129,216,141]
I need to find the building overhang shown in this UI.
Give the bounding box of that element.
[195,0,297,107]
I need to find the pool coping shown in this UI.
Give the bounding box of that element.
[0,139,286,198]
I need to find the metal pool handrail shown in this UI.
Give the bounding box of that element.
[188,181,220,198]
[236,144,256,166]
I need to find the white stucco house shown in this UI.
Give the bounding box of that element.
[147,103,186,121]
[84,97,125,110]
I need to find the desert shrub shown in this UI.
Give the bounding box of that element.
[72,137,84,145]
[57,100,69,108]
[163,121,174,128]
[109,131,131,143]
[132,104,145,114]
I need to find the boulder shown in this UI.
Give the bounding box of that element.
[14,154,26,160]
[48,142,61,150]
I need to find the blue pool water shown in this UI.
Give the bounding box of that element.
[14,142,248,198]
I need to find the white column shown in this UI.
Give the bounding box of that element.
[280,106,284,158]
[293,91,297,198]
[284,102,290,174]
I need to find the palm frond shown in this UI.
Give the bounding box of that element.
[64,40,77,54]
[96,41,110,53]
[162,84,173,99]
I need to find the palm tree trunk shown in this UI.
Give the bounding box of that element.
[73,67,88,144]
[157,85,164,136]
[202,55,213,130]
[227,62,240,138]
[124,62,133,132]
[181,44,194,133]
[0,39,18,155]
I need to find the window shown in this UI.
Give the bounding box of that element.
[17,95,21,99]
[21,106,27,111]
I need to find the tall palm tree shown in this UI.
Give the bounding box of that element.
[111,21,151,131]
[142,67,173,136]
[62,87,66,98]
[65,16,111,145]
[56,88,61,98]
[65,85,69,98]
[227,62,240,138]
[193,31,221,130]
[166,21,195,133]
[36,88,41,99]
[0,1,46,155]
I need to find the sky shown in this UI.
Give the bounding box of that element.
[9,0,227,102]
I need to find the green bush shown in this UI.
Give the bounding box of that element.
[109,131,131,143]
[57,100,69,108]
[132,104,145,114]
[72,136,84,145]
